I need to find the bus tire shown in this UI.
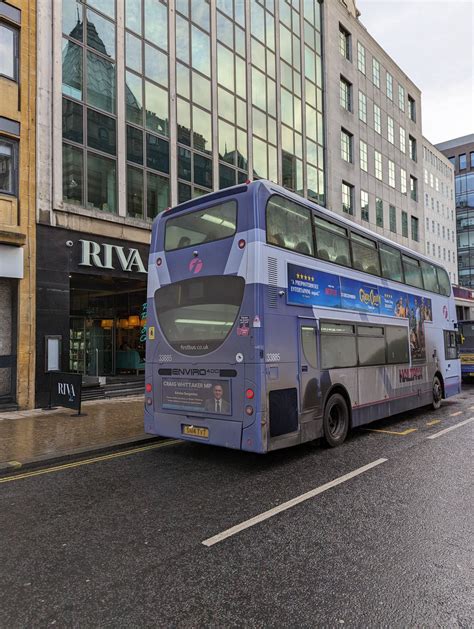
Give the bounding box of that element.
[323,393,349,447]
[432,375,442,410]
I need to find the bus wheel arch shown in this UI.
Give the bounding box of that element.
[322,385,351,447]
[432,372,444,409]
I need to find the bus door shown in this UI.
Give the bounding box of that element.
[298,320,321,421]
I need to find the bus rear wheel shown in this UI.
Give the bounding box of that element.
[432,376,442,410]
[323,393,349,447]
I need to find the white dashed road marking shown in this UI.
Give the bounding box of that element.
[427,417,474,440]
[202,458,388,547]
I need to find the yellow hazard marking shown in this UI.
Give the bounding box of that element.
[363,428,418,436]
[0,439,181,484]
[7,461,22,469]
[449,411,462,417]
[426,419,441,426]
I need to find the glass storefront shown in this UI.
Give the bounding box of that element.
[69,274,147,376]
[0,278,17,400]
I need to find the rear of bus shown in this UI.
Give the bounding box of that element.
[144,183,267,452]
[459,320,474,381]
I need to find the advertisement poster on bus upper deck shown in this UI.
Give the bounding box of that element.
[287,264,340,308]
[340,277,380,313]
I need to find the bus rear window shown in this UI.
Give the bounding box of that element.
[155,275,244,356]
[165,200,237,250]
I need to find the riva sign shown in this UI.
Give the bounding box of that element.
[78,239,147,274]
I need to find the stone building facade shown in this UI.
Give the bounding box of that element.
[0,0,36,409]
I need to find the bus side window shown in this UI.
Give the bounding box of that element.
[320,322,357,369]
[421,261,439,293]
[436,267,451,296]
[402,255,423,289]
[380,244,404,283]
[314,217,351,267]
[266,196,314,255]
[351,233,381,276]
[444,330,457,360]
[386,326,409,364]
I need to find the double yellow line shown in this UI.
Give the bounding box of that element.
[0,439,181,484]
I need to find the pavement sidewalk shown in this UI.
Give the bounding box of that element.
[0,395,158,473]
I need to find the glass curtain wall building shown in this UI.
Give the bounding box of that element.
[437,134,474,289]
[60,0,326,217]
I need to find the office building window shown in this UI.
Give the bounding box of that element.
[359,140,368,172]
[372,57,380,88]
[386,72,393,100]
[409,135,417,161]
[411,216,419,242]
[426,241,430,255]
[340,76,352,111]
[410,175,418,201]
[339,24,351,60]
[358,90,366,123]
[376,197,383,227]
[357,41,365,74]
[375,150,382,180]
[0,22,19,81]
[459,153,466,169]
[402,211,408,237]
[387,116,394,144]
[400,127,406,154]
[342,181,354,215]
[361,189,369,221]
[389,205,396,233]
[408,95,416,121]
[426,217,429,231]
[374,103,381,134]
[424,168,428,184]
[0,137,18,195]
[340,128,353,163]
[388,160,395,188]
[398,84,405,111]
[470,152,474,168]
[400,168,407,194]
[448,156,455,166]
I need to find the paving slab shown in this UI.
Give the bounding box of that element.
[0,395,158,472]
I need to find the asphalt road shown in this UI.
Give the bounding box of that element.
[1,386,473,628]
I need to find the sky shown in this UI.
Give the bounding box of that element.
[356,0,474,145]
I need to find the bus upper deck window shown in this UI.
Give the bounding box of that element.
[266,196,314,255]
[436,267,451,296]
[351,233,381,276]
[164,200,237,251]
[421,261,439,293]
[314,216,350,266]
[402,254,423,289]
[380,244,403,283]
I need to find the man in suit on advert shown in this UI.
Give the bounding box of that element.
[205,384,230,414]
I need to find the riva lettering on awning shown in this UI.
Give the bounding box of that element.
[79,239,147,274]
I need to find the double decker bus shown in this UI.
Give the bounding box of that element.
[458,320,474,381]
[144,180,460,452]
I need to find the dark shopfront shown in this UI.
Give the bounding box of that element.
[36,225,149,406]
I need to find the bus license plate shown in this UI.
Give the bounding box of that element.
[182,425,209,438]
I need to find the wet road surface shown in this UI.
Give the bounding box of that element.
[1,387,473,627]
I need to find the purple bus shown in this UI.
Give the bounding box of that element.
[144,180,460,452]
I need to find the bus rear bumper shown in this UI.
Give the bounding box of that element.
[145,408,243,450]
[445,375,461,397]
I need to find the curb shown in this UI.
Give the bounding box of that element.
[0,435,166,477]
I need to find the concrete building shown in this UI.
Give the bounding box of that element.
[0,0,36,410]
[436,134,474,289]
[323,0,424,251]
[422,138,457,284]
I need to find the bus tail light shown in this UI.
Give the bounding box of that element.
[245,405,254,416]
[156,257,162,266]
[145,383,152,393]
[238,239,246,249]
[146,397,153,406]
[245,388,254,399]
